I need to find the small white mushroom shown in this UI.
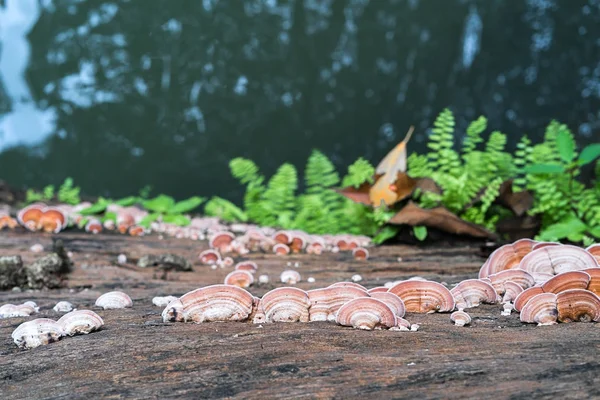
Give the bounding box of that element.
[451,310,471,327]
[117,254,127,264]
[280,270,301,285]
[95,291,133,310]
[307,277,316,283]
[351,274,363,283]
[12,319,65,349]
[53,301,74,313]
[152,296,178,307]
[30,244,44,253]
[258,274,270,284]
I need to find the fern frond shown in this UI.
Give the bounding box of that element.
[462,116,487,154]
[58,178,81,205]
[204,197,248,222]
[428,108,459,175]
[513,135,533,191]
[305,150,339,192]
[230,158,263,186]
[341,158,375,188]
[261,163,298,228]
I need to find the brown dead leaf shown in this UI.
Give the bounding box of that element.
[337,174,441,207]
[388,201,497,239]
[335,181,372,206]
[369,172,417,207]
[497,180,534,217]
[414,177,442,195]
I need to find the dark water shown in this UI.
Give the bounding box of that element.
[0,0,599,202]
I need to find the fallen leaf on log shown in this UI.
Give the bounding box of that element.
[335,181,372,206]
[388,201,497,239]
[497,180,534,217]
[336,175,440,207]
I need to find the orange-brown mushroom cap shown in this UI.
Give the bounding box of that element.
[180,284,254,323]
[519,245,598,275]
[478,239,536,278]
[224,270,254,288]
[450,279,498,310]
[514,286,545,312]
[388,280,455,313]
[541,271,591,294]
[307,286,370,322]
[556,289,600,323]
[352,247,369,261]
[255,287,310,323]
[519,292,558,325]
[335,297,397,330]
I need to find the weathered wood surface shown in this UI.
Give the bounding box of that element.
[0,231,599,399]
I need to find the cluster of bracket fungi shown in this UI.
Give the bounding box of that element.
[11,310,104,349]
[7,291,130,349]
[5,216,600,350]
[164,239,600,330]
[4,203,372,261]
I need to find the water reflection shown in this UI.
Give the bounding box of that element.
[0,0,55,150]
[0,0,598,201]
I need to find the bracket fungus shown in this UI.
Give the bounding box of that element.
[501,281,524,303]
[95,291,133,310]
[307,286,370,322]
[388,280,455,313]
[152,296,178,307]
[17,203,46,231]
[289,236,306,253]
[0,214,18,229]
[450,279,498,310]
[57,310,104,336]
[306,242,323,255]
[584,268,600,296]
[556,289,600,323]
[199,249,221,265]
[209,231,235,252]
[162,298,184,322]
[335,297,397,330]
[128,225,146,237]
[53,301,75,313]
[370,292,406,318]
[519,245,598,275]
[85,219,103,234]
[352,247,369,261]
[273,230,292,245]
[488,269,535,294]
[0,303,37,318]
[541,271,591,294]
[514,287,545,312]
[478,238,536,279]
[450,310,471,327]
[234,261,258,274]
[12,318,65,349]
[38,207,67,233]
[273,243,291,255]
[519,293,558,326]
[280,270,301,284]
[224,270,254,288]
[586,244,600,264]
[253,287,310,323]
[180,285,254,323]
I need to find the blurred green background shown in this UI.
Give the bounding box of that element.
[0,0,598,201]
